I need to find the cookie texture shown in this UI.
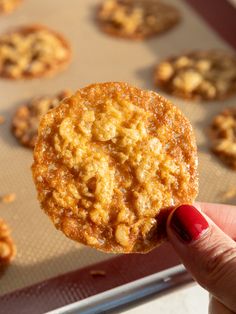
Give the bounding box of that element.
[0,0,21,14]
[97,0,180,40]
[154,51,236,100]
[0,25,71,79]
[32,82,198,253]
[0,219,16,269]
[12,90,72,148]
[210,108,236,169]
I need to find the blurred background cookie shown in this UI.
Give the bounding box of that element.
[32,82,198,254]
[0,218,16,270]
[210,108,236,169]
[0,25,71,79]
[12,90,72,148]
[97,0,180,40]
[154,50,236,100]
[0,0,21,15]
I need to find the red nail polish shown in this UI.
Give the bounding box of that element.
[170,205,209,243]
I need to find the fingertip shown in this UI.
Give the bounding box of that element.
[167,204,209,244]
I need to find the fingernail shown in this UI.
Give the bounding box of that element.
[170,205,209,244]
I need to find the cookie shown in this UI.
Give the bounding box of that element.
[12,90,72,148]
[32,82,198,253]
[0,0,21,14]
[97,0,180,40]
[210,108,236,169]
[0,219,16,268]
[154,51,236,100]
[0,25,71,79]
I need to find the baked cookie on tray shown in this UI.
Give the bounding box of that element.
[32,82,198,253]
[154,50,236,100]
[0,0,21,14]
[0,219,16,269]
[97,0,180,40]
[210,108,236,169]
[12,90,72,148]
[0,25,71,79]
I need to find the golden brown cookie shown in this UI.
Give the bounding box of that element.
[12,90,72,148]
[97,0,180,40]
[32,82,198,253]
[210,108,236,169]
[0,0,21,14]
[0,25,71,79]
[0,218,16,268]
[154,51,236,100]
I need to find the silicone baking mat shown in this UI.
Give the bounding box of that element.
[0,0,235,312]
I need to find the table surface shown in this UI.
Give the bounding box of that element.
[122,284,208,314]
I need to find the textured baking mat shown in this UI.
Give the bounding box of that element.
[0,0,235,311]
[0,243,181,314]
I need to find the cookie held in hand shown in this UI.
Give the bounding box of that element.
[32,82,198,253]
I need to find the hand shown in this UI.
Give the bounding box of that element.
[166,203,236,314]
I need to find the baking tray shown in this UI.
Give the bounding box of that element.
[0,0,235,313]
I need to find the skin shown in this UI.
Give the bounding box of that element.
[167,202,236,313]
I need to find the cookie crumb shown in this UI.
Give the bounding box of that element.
[220,187,236,201]
[90,270,106,277]
[0,115,5,124]
[1,193,16,204]
[0,0,21,14]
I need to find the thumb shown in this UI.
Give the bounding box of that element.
[167,204,236,312]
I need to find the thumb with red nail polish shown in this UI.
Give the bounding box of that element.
[167,204,236,313]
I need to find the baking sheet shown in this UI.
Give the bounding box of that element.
[0,0,236,297]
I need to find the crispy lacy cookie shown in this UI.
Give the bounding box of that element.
[154,51,236,100]
[0,25,71,79]
[0,219,16,268]
[0,0,21,14]
[210,108,236,169]
[32,82,198,253]
[12,90,72,148]
[97,0,180,40]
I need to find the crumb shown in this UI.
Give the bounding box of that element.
[90,270,106,277]
[0,0,21,14]
[220,187,236,201]
[0,115,5,124]
[1,193,16,204]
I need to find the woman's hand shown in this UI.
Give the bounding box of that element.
[167,203,236,313]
